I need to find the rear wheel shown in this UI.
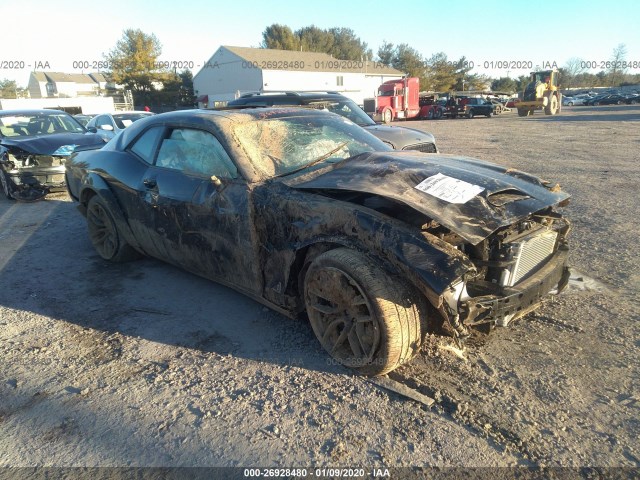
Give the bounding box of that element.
[304,248,422,376]
[517,108,528,117]
[486,110,493,118]
[87,195,140,262]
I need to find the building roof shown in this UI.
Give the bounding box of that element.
[31,72,48,82]
[222,46,403,76]
[42,72,98,84]
[90,72,108,83]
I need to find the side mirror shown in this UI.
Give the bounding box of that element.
[87,127,97,133]
[210,175,223,188]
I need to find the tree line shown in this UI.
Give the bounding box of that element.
[262,25,638,93]
[1,28,637,102]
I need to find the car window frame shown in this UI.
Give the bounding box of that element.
[151,126,242,181]
[126,125,167,165]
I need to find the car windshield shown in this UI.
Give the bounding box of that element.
[113,113,151,129]
[308,100,375,127]
[233,113,390,178]
[0,112,85,137]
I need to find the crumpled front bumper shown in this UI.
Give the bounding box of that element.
[459,246,570,327]
[2,165,66,201]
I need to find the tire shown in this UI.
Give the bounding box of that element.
[304,248,422,376]
[517,108,528,117]
[426,109,434,120]
[382,108,393,124]
[545,95,558,115]
[594,101,600,106]
[86,195,140,262]
[435,109,443,119]
[0,171,13,200]
[467,109,474,119]
[486,110,493,118]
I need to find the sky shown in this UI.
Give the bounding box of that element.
[1,0,639,87]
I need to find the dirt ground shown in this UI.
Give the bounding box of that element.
[0,105,638,473]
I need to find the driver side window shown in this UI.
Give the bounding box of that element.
[155,128,238,179]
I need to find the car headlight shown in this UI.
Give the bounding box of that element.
[52,145,78,156]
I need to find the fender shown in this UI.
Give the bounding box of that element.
[255,185,476,311]
[78,173,144,251]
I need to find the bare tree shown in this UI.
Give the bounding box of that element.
[608,44,628,86]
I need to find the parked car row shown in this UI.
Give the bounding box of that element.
[563,92,640,106]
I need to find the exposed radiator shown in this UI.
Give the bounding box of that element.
[503,229,558,286]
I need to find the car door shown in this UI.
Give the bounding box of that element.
[141,126,262,293]
[110,124,170,259]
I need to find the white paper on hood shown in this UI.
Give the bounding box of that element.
[415,173,484,204]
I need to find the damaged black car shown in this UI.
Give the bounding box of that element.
[0,109,105,201]
[66,108,570,375]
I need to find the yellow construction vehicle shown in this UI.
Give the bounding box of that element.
[517,69,562,116]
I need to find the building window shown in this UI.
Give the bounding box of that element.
[336,76,343,86]
[46,82,57,97]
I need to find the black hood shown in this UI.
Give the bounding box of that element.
[1,132,105,155]
[283,152,570,244]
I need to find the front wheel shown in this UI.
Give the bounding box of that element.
[545,95,558,115]
[467,109,474,119]
[304,248,423,376]
[382,108,393,124]
[87,195,141,262]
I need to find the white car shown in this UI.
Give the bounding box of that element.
[86,111,154,141]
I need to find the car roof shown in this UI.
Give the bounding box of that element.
[0,109,72,116]
[113,107,339,149]
[228,92,352,105]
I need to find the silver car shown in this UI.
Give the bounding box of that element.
[86,111,154,141]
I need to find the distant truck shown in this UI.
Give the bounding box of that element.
[445,97,494,119]
[363,77,444,123]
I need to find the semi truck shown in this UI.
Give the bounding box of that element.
[363,78,444,123]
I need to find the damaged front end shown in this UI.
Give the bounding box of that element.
[436,209,571,340]
[285,151,572,342]
[0,145,70,202]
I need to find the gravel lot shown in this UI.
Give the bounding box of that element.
[0,105,639,473]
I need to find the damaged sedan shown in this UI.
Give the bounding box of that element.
[0,109,105,201]
[66,108,570,375]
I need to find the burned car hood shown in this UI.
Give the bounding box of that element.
[283,152,570,245]
[1,133,104,155]
[362,124,436,148]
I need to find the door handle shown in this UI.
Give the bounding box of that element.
[143,178,157,189]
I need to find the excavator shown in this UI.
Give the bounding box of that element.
[517,69,562,117]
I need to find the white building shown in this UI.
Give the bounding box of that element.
[28,72,108,99]
[193,46,404,107]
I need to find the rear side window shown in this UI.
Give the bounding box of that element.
[155,128,238,179]
[130,126,164,163]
